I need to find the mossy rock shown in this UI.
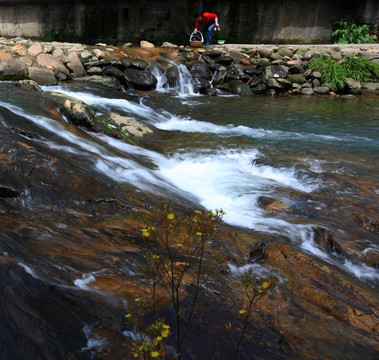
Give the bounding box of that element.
[277,47,293,57]
[289,74,306,84]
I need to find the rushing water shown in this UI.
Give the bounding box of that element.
[1,73,378,287]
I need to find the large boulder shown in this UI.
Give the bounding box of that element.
[124,68,157,90]
[97,112,153,140]
[0,59,28,80]
[141,93,189,115]
[27,42,43,57]
[229,80,252,96]
[190,61,212,81]
[66,52,86,78]
[44,91,96,129]
[166,65,180,87]
[130,57,149,70]
[103,66,127,84]
[36,54,70,77]
[28,67,58,85]
[346,78,362,94]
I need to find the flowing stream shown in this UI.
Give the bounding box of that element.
[1,70,378,285]
[1,64,379,358]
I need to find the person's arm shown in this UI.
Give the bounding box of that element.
[194,18,200,32]
[214,16,220,29]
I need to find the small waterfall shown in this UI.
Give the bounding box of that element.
[151,63,194,96]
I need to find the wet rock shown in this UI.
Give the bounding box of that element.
[257,47,273,58]
[270,64,288,78]
[17,79,42,91]
[213,66,228,85]
[257,196,290,213]
[0,59,28,80]
[141,93,189,115]
[300,88,314,95]
[229,80,252,96]
[288,64,304,75]
[289,74,306,84]
[202,55,217,71]
[346,78,362,94]
[254,57,271,68]
[277,47,293,57]
[216,55,233,66]
[276,78,292,90]
[190,61,212,81]
[75,75,120,88]
[97,112,153,140]
[312,227,342,253]
[103,66,127,84]
[130,57,149,70]
[267,78,284,92]
[243,66,263,76]
[362,82,379,94]
[352,213,379,234]
[166,65,180,87]
[248,75,262,88]
[249,241,267,261]
[0,186,20,198]
[201,87,218,96]
[182,51,199,61]
[252,84,267,94]
[124,68,158,90]
[314,86,330,95]
[192,76,211,93]
[44,91,96,129]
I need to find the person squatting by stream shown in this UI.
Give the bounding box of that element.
[194,12,220,45]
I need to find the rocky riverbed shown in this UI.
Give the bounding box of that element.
[1,37,378,97]
[0,37,379,359]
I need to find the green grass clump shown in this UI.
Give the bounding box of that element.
[342,56,379,83]
[309,56,347,91]
[309,55,379,91]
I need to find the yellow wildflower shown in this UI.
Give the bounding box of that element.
[239,309,247,315]
[155,336,163,343]
[125,313,132,319]
[151,351,160,358]
[142,229,150,237]
[177,243,183,247]
[167,213,175,220]
[262,281,270,288]
[161,329,170,338]
[196,232,203,236]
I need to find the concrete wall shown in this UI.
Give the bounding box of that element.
[0,0,378,44]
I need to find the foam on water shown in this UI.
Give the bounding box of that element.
[158,147,319,232]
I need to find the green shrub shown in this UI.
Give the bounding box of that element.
[332,19,374,44]
[43,27,59,42]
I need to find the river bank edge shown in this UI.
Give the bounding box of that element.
[1,36,379,97]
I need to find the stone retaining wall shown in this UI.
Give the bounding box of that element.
[0,0,378,44]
